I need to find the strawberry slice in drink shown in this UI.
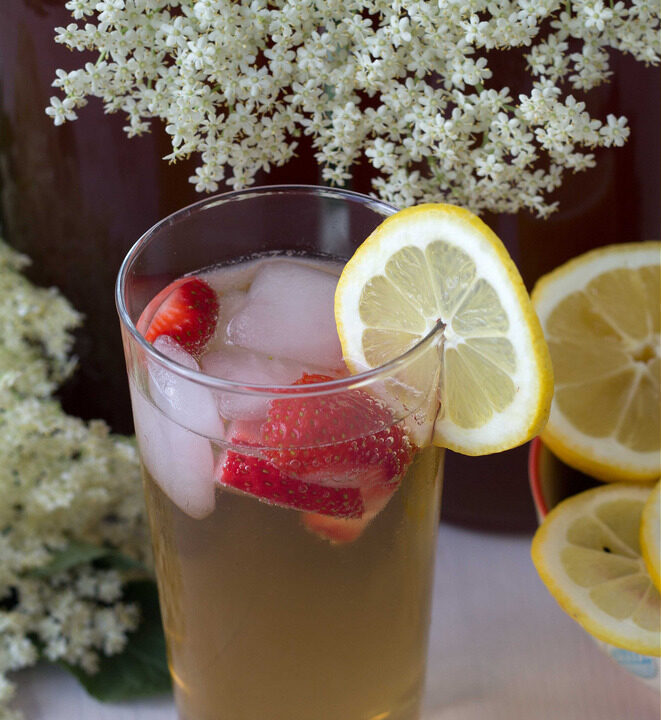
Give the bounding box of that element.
[220,451,364,518]
[302,480,399,544]
[137,277,219,356]
[218,374,414,536]
[260,373,414,487]
[219,418,364,518]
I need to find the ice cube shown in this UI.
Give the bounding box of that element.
[129,378,217,518]
[201,346,312,421]
[149,335,224,439]
[206,290,248,351]
[227,262,343,368]
[200,259,261,295]
[153,334,198,370]
[213,418,265,480]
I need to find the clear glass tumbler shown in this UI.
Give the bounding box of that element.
[116,185,445,720]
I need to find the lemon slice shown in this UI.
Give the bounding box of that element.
[640,479,661,590]
[532,483,661,656]
[532,242,661,482]
[335,203,553,455]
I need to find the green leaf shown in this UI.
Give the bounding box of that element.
[28,541,145,577]
[101,549,146,572]
[60,580,172,701]
[29,541,109,577]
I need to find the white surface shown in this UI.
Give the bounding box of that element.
[12,525,661,719]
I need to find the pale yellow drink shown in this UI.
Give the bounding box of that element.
[144,444,442,720]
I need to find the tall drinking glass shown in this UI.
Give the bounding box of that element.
[116,186,445,720]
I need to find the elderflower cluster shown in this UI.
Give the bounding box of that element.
[0,239,150,716]
[48,1,659,217]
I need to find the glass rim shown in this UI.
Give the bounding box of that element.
[116,183,444,397]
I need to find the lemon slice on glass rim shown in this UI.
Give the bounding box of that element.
[335,203,553,455]
[531,482,660,656]
[531,241,661,482]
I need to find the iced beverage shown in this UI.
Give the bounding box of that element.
[117,187,445,720]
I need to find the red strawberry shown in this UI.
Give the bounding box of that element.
[261,373,414,488]
[218,373,414,527]
[138,277,218,356]
[302,474,400,544]
[220,451,364,518]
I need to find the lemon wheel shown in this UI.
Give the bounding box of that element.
[532,482,660,656]
[335,203,553,455]
[532,242,660,482]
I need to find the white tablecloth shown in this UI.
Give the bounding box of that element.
[13,525,660,719]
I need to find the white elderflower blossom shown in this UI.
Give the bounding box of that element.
[0,238,151,718]
[46,1,660,216]
[65,1,93,20]
[600,113,630,146]
[579,0,615,32]
[365,138,398,171]
[45,96,79,126]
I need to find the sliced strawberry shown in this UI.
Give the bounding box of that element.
[302,474,400,544]
[261,373,415,487]
[218,373,414,525]
[220,451,364,518]
[301,513,369,544]
[138,277,218,356]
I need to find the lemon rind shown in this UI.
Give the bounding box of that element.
[541,427,660,483]
[532,242,661,316]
